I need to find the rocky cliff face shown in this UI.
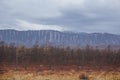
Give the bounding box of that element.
[0,29,120,47]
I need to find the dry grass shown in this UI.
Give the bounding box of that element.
[0,70,120,80]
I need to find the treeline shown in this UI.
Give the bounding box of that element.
[0,41,120,70]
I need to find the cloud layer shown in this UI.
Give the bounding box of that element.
[0,0,120,34]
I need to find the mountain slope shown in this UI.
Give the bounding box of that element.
[0,29,120,46]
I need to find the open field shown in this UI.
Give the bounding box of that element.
[0,65,120,80]
[1,69,120,80]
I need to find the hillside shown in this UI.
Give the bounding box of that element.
[0,29,120,46]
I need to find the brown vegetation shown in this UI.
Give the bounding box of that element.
[0,41,120,80]
[0,41,120,72]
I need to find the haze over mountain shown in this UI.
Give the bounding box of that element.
[0,30,120,47]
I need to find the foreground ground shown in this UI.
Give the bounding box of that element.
[0,69,120,80]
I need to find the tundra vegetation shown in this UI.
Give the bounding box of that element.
[0,41,120,80]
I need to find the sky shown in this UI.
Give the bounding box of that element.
[0,0,120,34]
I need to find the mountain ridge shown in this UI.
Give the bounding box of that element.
[0,29,120,47]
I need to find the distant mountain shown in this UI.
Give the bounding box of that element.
[0,29,120,47]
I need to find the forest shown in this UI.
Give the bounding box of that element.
[0,41,120,71]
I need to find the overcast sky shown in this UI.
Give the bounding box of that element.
[0,0,120,34]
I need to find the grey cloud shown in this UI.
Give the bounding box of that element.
[0,0,120,34]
